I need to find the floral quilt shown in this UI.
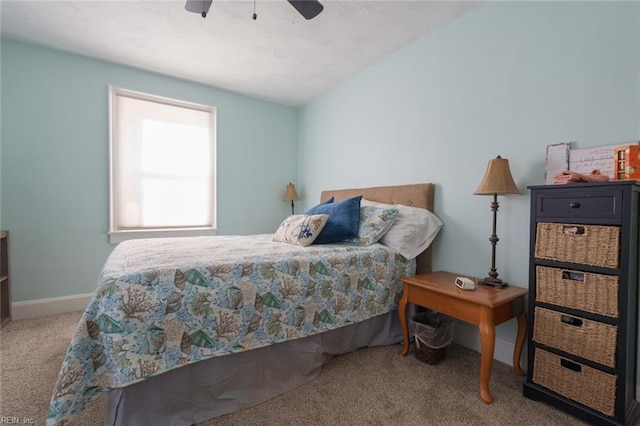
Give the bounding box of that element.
[47,234,415,425]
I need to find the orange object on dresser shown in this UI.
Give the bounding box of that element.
[614,145,640,180]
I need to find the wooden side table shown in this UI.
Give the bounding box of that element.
[398,271,528,404]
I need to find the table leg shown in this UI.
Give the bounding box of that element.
[513,308,527,376]
[479,307,495,404]
[398,285,410,356]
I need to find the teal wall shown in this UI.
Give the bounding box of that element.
[1,1,639,313]
[1,39,299,301]
[299,2,639,340]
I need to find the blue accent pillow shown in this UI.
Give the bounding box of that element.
[304,196,333,213]
[311,196,333,208]
[305,196,362,244]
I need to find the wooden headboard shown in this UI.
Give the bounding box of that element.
[320,183,435,274]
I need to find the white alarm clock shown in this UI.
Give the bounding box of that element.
[455,276,476,290]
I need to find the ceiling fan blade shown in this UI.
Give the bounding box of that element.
[287,0,323,20]
[185,0,213,17]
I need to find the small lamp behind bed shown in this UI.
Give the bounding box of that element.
[283,183,300,215]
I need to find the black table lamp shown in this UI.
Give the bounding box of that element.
[474,155,520,288]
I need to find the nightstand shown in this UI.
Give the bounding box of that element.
[398,271,528,403]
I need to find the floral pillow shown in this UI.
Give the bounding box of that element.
[273,214,330,246]
[349,205,399,246]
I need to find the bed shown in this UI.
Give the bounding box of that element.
[47,183,438,426]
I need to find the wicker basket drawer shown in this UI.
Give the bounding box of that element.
[533,307,617,367]
[533,348,616,417]
[536,266,619,318]
[534,222,620,268]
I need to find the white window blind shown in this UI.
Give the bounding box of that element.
[109,87,216,243]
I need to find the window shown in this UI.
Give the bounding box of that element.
[109,87,216,243]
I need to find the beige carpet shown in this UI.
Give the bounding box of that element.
[0,311,586,426]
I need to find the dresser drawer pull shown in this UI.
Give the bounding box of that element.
[563,225,585,235]
[562,271,585,282]
[569,202,581,208]
[561,315,583,327]
[560,358,582,372]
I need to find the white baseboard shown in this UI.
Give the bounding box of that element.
[11,293,93,320]
[453,320,527,371]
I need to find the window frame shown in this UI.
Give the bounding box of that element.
[108,86,217,244]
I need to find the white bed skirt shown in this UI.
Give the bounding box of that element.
[105,308,410,426]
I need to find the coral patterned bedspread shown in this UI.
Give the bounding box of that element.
[47,234,415,425]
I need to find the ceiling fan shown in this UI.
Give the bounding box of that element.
[185,0,323,20]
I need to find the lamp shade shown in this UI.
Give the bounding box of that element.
[474,156,520,195]
[283,183,300,201]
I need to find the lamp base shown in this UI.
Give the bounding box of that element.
[477,277,509,289]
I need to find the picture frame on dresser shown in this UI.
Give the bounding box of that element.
[523,181,640,426]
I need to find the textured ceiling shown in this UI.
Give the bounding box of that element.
[1,1,480,106]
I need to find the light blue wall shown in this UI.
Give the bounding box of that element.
[299,2,639,341]
[1,39,299,302]
[1,2,639,317]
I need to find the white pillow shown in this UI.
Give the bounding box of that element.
[273,214,329,246]
[361,199,443,259]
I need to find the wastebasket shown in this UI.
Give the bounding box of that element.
[410,311,454,365]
